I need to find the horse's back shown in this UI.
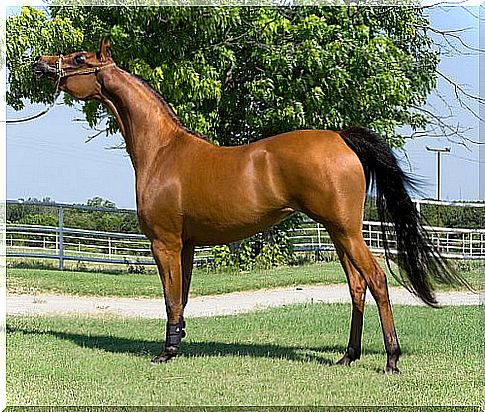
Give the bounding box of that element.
[180,129,358,206]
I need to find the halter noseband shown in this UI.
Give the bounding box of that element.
[55,55,115,81]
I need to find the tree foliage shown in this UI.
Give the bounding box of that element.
[7,6,439,147]
[363,200,484,229]
[419,203,485,229]
[7,197,141,233]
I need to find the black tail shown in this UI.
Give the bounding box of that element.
[340,126,470,307]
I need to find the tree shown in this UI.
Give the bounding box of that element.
[7,6,439,147]
[85,196,116,209]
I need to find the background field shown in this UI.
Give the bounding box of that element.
[7,303,481,406]
[6,259,483,298]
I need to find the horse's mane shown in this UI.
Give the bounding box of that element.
[129,73,208,141]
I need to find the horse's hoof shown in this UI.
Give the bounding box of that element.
[151,351,178,364]
[385,365,401,375]
[336,355,353,366]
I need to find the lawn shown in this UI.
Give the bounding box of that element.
[6,259,482,298]
[7,304,482,406]
[7,263,346,297]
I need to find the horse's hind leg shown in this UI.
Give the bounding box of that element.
[331,229,401,373]
[334,245,367,366]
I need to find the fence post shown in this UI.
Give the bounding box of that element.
[317,223,322,250]
[58,206,64,271]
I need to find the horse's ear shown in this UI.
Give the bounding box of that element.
[98,37,112,62]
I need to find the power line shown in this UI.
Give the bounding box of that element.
[449,153,485,164]
[7,140,129,168]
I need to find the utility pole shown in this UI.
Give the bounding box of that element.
[426,146,451,200]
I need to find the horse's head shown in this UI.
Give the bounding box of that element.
[32,37,115,100]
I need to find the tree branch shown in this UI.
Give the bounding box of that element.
[84,127,109,143]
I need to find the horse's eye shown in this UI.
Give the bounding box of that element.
[74,55,86,65]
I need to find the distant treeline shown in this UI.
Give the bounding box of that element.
[7,196,485,232]
[364,200,484,229]
[7,197,141,234]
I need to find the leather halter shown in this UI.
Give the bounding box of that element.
[55,55,116,80]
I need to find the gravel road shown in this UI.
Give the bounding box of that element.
[7,285,481,319]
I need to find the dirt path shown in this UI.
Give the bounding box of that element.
[6,285,481,319]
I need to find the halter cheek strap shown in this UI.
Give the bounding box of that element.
[56,55,116,81]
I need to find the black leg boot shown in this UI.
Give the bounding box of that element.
[151,319,186,364]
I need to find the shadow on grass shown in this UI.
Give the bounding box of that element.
[6,324,384,366]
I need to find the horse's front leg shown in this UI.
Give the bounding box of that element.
[150,238,186,363]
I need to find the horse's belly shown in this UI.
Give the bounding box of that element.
[184,208,293,245]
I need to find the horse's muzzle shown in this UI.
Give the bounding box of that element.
[32,57,56,80]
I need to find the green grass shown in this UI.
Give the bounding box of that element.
[7,259,483,298]
[7,304,482,406]
[7,263,346,298]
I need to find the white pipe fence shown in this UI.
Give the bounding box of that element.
[5,199,484,269]
[290,220,485,259]
[6,220,485,269]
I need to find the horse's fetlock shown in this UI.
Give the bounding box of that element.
[348,347,361,360]
[165,318,186,350]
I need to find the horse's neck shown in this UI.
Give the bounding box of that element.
[98,67,182,172]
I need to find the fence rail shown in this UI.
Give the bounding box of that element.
[5,199,485,269]
[6,220,485,269]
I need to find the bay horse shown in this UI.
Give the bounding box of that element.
[33,38,468,373]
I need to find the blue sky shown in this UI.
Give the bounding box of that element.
[6,6,484,209]
[401,6,482,201]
